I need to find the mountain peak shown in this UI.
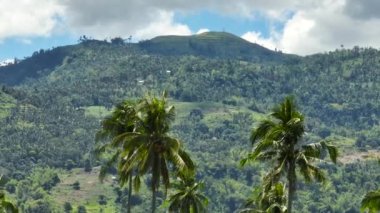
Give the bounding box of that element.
[139,31,288,62]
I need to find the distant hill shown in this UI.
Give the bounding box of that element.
[139,31,294,62]
[0,32,298,85]
[0,46,73,85]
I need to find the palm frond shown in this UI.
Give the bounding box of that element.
[99,150,121,182]
[167,147,187,172]
[133,174,141,192]
[302,141,338,163]
[321,141,338,164]
[0,176,18,213]
[139,143,155,175]
[250,139,277,161]
[166,175,208,213]
[94,143,109,157]
[160,157,170,192]
[301,143,323,159]
[297,154,326,183]
[251,120,276,144]
[361,189,380,212]
[262,169,283,192]
[296,153,312,183]
[255,151,278,161]
[0,200,19,213]
[165,105,176,125]
[178,149,196,172]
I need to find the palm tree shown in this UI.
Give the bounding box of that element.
[361,160,380,213]
[241,97,338,213]
[96,100,139,213]
[0,176,18,213]
[166,171,208,213]
[361,189,380,213]
[240,182,287,213]
[102,92,195,213]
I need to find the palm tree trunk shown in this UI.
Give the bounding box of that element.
[152,187,156,213]
[287,159,296,213]
[127,173,133,213]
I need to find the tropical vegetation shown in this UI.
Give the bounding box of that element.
[241,97,338,212]
[96,92,195,212]
[0,32,378,212]
[240,182,287,213]
[361,160,380,213]
[0,176,17,213]
[96,100,138,213]
[166,171,208,213]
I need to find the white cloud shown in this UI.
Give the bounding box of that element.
[3,0,380,55]
[61,1,193,40]
[278,11,318,54]
[0,59,14,67]
[59,0,331,41]
[344,0,380,20]
[0,0,63,41]
[273,0,380,55]
[135,11,191,39]
[242,0,380,55]
[196,28,210,34]
[242,31,277,50]
[20,39,32,45]
[58,0,380,54]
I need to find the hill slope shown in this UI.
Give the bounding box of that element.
[0,46,74,85]
[0,32,296,86]
[139,31,294,62]
[0,34,379,212]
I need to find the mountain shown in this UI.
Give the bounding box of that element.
[0,32,298,86]
[0,46,74,85]
[0,33,379,212]
[139,31,295,62]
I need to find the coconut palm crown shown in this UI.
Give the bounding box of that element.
[241,96,338,213]
[95,100,139,213]
[240,182,287,213]
[166,171,208,213]
[361,160,380,213]
[97,92,195,213]
[0,175,18,213]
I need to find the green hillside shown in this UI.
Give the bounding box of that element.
[139,31,295,62]
[0,88,16,119]
[0,33,379,212]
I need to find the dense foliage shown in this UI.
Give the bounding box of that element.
[0,32,379,212]
[241,97,338,212]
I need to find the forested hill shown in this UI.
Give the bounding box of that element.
[0,32,379,212]
[139,31,295,62]
[0,31,296,85]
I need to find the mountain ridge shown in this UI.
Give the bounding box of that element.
[138,31,295,61]
[0,31,299,86]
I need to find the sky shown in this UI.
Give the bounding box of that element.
[1,0,380,62]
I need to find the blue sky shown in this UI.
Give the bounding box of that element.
[0,9,275,62]
[174,10,272,37]
[0,36,77,62]
[1,0,380,62]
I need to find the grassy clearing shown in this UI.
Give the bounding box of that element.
[173,100,265,126]
[51,167,118,213]
[51,167,161,213]
[84,106,110,118]
[339,149,380,164]
[327,135,356,148]
[0,92,16,119]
